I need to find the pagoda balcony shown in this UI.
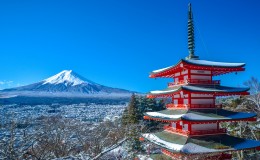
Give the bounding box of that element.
[164,126,227,136]
[161,149,232,159]
[166,103,222,109]
[190,128,227,136]
[168,79,220,87]
[163,126,190,136]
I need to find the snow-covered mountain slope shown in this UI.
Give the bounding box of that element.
[1,70,135,97]
[43,70,87,86]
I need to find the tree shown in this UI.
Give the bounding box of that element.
[220,77,260,159]
[127,94,139,124]
[244,76,260,114]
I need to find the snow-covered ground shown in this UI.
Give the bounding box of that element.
[0,103,127,123]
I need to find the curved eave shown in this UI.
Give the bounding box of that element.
[144,115,257,123]
[183,59,245,68]
[144,109,257,122]
[147,85,249,98]
[149,60,183,78]
[149,59,246,78]
[142,131,260,154]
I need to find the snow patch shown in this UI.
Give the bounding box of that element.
[142,133,183,151]
[146,112,184,119]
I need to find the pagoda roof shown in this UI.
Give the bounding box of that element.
[142,131,260,154]
[144,109,256,122]
[183,59,245,68]
[148,84,249,98]
[150,59,245,78]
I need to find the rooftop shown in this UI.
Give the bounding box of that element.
[142,131,260,154]
[150,59,246,78]
[144,108,256,122]
[148,84,249,98]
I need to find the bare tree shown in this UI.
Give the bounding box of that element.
[244,77,260,114]
[0,113,36,160]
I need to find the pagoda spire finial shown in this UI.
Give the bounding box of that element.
[186,3,199,60]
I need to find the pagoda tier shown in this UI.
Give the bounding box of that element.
[147,84,249,98]
[150,59,245,78]
[150,152,232,160]
[142,131,260,155]
[143,109,257,122]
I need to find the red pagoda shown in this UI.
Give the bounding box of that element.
[141,3,260,160]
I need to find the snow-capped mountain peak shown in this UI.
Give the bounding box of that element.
[43,70,88,86]
[1,70,135,97]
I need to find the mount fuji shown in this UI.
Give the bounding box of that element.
[1,70,135,98]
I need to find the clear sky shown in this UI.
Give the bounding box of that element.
[0,0,259,92]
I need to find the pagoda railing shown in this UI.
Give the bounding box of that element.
[166,104,189,109]
[190,128,227,135]
[164,126,226,136]
[168,79,220,87]
[166,104,222,109]
[161,149,182,159]
[163,126,190,136]
[161,149,232,159]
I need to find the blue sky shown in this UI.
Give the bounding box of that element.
[0,0,259,92]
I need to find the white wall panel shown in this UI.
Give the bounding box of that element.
[192,123,217,131]
[191,70,211,75]
[191,94,213,98]
[191,99,214,104]
[191,75,211,80]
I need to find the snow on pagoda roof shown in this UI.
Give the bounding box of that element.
[144,109,256,121]
[142,133,184,151]
[150,59,245,76]
[143,131,260,154]
[146,111,184,119]
[152,66,172,73]
[149,85,249,96]
[183,59,245,68]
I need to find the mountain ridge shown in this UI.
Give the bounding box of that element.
[1,70,135,98]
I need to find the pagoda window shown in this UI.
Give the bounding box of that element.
[181,69,188,75]
[183,123,188,131]
[183,75,188,80]
[175,72,180,76]
[171,122,176,128]
[182,94,189,98]
[191,99,214,104]
[191,94,213,98]
[192,123,218,131]
[174,95,180,98]
[191,70,211,75]
[190,75,211,80]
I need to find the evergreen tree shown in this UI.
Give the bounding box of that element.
[121,95,166,157]
[126,127,142,158]
[127,94,139,124]
[157,99,165,111]
[121,108,129,126]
